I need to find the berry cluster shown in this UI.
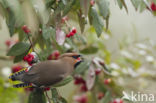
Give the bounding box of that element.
[12,65,23,73]
[23,53,35,65]
[151,2,156,11]
[74,76,88,92]
[22,25,31,34]
[66,28,77,38]
[48,50,60,60]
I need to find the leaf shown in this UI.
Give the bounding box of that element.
[73,61,91,74]
[42,26,55,40]
[80,46,98,54]
[56,28,66,45]
[63,0,75,16]
[51,88,67,103]
[117,0,123,9]
[120,0,128,13]
[90,7,104,37]
[74,33,87,45]
[86,64,95,90]
[53,76,73,87]
[139,0,146,12]
[7,11,16,37]
[131,0,141,10]
[97,0,110,19]
[102,91,111,103]
[7,42,30,56]
[28,89,46,103]
[13,50,29,63]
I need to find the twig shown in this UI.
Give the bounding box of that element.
[45,91,51,103]
[0,55,11,60]
[27,34,35,52]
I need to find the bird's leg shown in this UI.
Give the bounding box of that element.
[45,91,51,103]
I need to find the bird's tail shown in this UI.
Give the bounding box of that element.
[13,83,33,88]
[9,67,28,81]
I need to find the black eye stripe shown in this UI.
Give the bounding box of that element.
[72,55,81,59]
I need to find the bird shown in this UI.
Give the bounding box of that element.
[9,53,83,88]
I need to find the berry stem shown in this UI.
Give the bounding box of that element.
[27,34,35,52]
[45,91,51,103]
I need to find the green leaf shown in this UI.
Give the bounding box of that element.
[90,7,104,37]
[63,0,75,16]
[7,42,30,56]
[117,0,123,9]
[80,46,98,54]
[51,88,67,103]
[139,1,146,12]
[42,26,55,40]
[53,76,73,87]
[28,89,46,103]
[102,91,111,103]
[73,61,91,74]
[13,50,29,63]
[74,33,87,45]
[7,11,16,37]
[131,0,141,10]
[97,0,110,19]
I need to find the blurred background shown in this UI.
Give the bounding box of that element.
[0,0,156,103]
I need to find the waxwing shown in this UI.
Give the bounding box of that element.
[9,53,82,88]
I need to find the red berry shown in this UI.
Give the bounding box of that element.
[53,51,60,59]
[90,0,95,6]
[22,25,31,34]
[74,76,85,85]
[97,92,104,100]
[44,87,50,91]
[25,88,34,92]
[104,78,111,85]
[119,100,123,103]
[75,95,88,103]
[12,65,23,73]
[95,68,101,75]
[23,56,28,61]
[70,32,75,36]
[61,16,68,23]
[72,28,77,34]
[151,2,156,11]
[5,40,11,47]
[66,34,71,38]
[47,54,54,60]
[80,84,88,92]
[113,100,118,103]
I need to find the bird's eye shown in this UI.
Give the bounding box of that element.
[72,55,81,59]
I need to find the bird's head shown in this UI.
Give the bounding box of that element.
[59,53,83,68]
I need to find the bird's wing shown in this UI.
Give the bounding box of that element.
[22,60,66,86]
